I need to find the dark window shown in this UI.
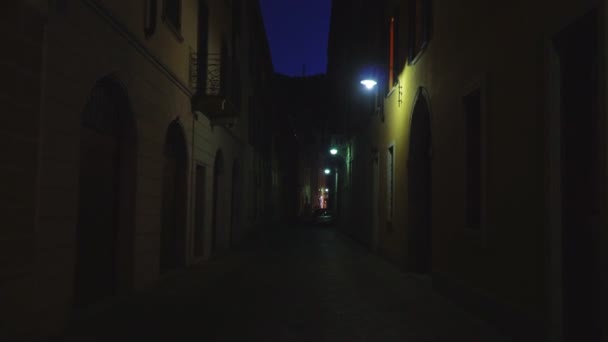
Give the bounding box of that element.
[248,96,255,145]
[408,0,432,63]
[164,0,182,33]
[144,0,158,38]
[388,16,396,87]
[197,1,209,93]
[464,88,481,230]
[220,40,229,96]
[232,0,242,38]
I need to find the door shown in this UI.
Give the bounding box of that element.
[194,165,206,257]
[555,10,601,341]
[160,121,188,272]
[75,129,119,307]
[372,151,380,252]
[407,90,432,274]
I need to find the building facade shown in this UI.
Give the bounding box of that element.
[1,0,277,339]
[328,0,608,341]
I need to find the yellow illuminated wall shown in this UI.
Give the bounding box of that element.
[374,0,606,340]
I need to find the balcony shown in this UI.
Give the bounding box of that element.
[191,52,240,126]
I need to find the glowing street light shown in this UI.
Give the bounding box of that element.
[324,168,331,175]
[330,148,338,155]
[360,79,378,90]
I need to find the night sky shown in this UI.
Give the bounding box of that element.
[259,0,331,76]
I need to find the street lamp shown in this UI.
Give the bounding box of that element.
[330,148,338,155]
[324,168,331,175]
[361,78,380,118]
[360,79,378,90]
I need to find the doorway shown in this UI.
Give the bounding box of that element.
[75,77,136,308]
[230,160,240,247]
[554,9,601,341]
[406,88,432,274]
[194,165,206,257]
[211,150,224,255]
[160,120,188,272]
[371,150,380,252]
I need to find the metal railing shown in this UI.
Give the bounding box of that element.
[190,52,233,97]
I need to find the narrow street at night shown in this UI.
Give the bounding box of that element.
[4,1,607,341]
[49,226,507,342]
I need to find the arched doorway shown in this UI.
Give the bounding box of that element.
[160,120,188,272]
[211,150,224,255]
[75,76,136,308]
[406,88,432,274]
[230,160,240,246]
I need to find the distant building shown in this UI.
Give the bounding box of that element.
[328,0,606,341]
[1,0,278,339]
[273,74,332,218]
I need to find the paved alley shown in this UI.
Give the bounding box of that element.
[50,226,509,342]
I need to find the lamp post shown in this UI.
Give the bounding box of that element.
[327,147,348,217]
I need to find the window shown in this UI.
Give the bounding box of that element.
[163,0,182,38]
[464,88,481,230]
[408,0,432,63]
[248,96,255,145]
[197,1,209,91]
[387,145,395,220]
[144,0,158,38]
[232,0,242,38]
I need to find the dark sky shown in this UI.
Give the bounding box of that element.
[259,0,331,76]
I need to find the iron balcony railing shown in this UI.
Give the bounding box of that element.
[191,52,235,98]
[204,53,228,96]
[191,52,241,125]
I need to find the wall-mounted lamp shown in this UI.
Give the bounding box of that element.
[324,169,331,175]
[330,148,338,155]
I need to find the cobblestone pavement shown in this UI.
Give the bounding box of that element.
[50,226,510,341]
